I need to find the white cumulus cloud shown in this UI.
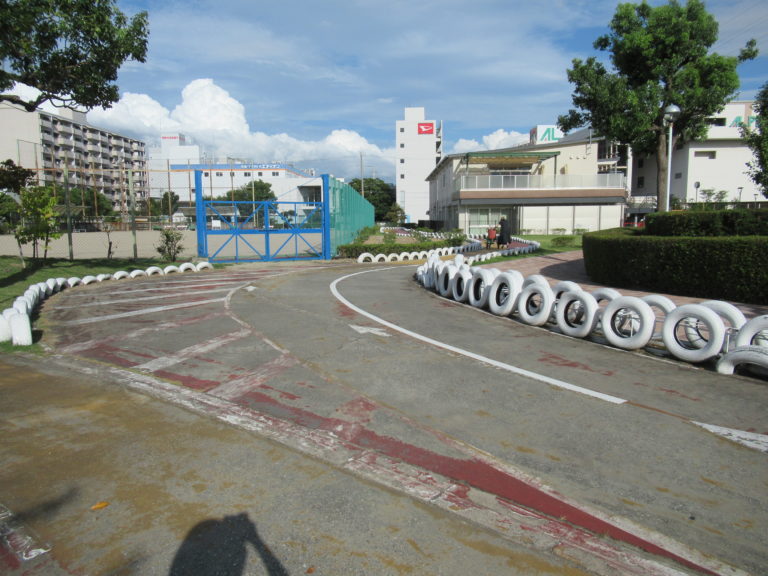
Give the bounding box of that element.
[451,129,529,154]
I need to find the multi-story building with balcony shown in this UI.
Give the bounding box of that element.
[629,100,760,214]
[0,102,148,213]
[427,126,629,236]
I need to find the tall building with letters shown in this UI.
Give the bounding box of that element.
[395,107,442,225]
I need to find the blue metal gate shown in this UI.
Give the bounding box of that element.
[194,170,328,262]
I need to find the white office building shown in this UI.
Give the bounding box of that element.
[0,101,148,211]
[396,107,443,224]
[147,134,321,204]
[630,100,760,211]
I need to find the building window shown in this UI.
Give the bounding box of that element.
[272,171,279,177]
[258,171,263,177]
[400,159,404,164]
[637,176,644,189]
[694,151,717,159]
[674,172,682,179]
[203,172,209,177]
[638,158,644,168]
[400,127,404,132]
[244,172,251,177]
[400,143,405,148]
[400,174,405,179]
[708,117,726,127]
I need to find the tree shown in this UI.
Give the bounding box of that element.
[558,0,757,212]
[66,187,115,219]
[159,190,180,217]
[348,178,395,221]
[740,81,768,197]
[384,203,406,225]
[15,186,61,259]
[0,159,36,192]
[0,0,149,111]
[216,180,275,202]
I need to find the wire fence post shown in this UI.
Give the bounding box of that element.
[63,164,74,261]
[128,168,138,260]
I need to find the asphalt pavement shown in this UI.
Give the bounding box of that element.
[1,252,766,576]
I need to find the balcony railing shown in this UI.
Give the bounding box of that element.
[455,173,625,191]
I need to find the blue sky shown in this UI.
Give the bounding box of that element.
[82,0,768,180]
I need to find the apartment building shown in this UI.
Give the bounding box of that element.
[0,102,148,212]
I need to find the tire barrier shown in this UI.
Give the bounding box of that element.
[716,345,768,375]
[413,257,767,376]
[355,236,539,264]
[163,265,180,274]
[2,261,214,347]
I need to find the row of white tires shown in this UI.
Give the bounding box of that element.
[357,238,541,264]
[0,261,214,347]
[415,255,768,376]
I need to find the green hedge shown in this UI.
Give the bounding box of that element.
[583,227,768,304]
[336,239,460,259]
[645,209,768,237]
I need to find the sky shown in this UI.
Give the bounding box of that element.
[19,0,768,181]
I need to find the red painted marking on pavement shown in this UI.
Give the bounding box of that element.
[335,302,356,318]
[259,384,302,401]
[79,345,152,368]
[226,387,719,575]
[538,352,615,376]
[337,397,377,422]
[659,388,701,402]
[153,370,221,391]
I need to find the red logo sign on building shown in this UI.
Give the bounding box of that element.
[417,123,434,135]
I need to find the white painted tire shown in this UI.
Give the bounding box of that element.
[372,253,387,263]
[451,268,473,303]
[601,296,655,350]
[46,278,58,293]
[662,304,726,363]
[701,301,747,331]
[112,270,130,280]
[641,294,676,339]
[96,273,111,282]
[146,266,164,276]
[67,277,81,287]
[0,315,11,342]
[3,308,19,320]
[555,291,599,338]
[467,269,496,309]
[716,345,768,375]
[82,275,98,285]
[13,299,29,315]
[196,262,214,271]
[179,262,196,272]
[409,251,421,260]
[523,274,549,289]
[437,264,458,298]
[592,287,622,304]
[130,269,147,278]
[55,278,67,290]
[553,281,581,299]
[488,272,524,317]
[735,315,768,347]
[357,252,374,263]
[398,252,411,261]
[517,283,555,326]
[164,265,180,274]
[10,313,32,346]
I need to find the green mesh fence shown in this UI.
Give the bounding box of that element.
[323,175,374,258]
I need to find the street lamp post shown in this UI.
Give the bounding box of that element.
[664,104,681,212]
[738,186,744,204]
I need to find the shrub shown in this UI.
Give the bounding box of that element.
[582,227,768,303]
[645,209,768,237]
[156,228,184,261]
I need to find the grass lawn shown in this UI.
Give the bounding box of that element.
[0,256,162,311]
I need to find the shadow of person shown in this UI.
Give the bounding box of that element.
[169,512,288,576]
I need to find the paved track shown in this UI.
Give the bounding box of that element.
[2,256,767,575]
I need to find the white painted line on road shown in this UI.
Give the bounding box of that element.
[692,422,768,453]
[330,269,627,405]
[350,324,390,337]
[62,298,226,325]
[54,286,234,309]
[135,327,252,372]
